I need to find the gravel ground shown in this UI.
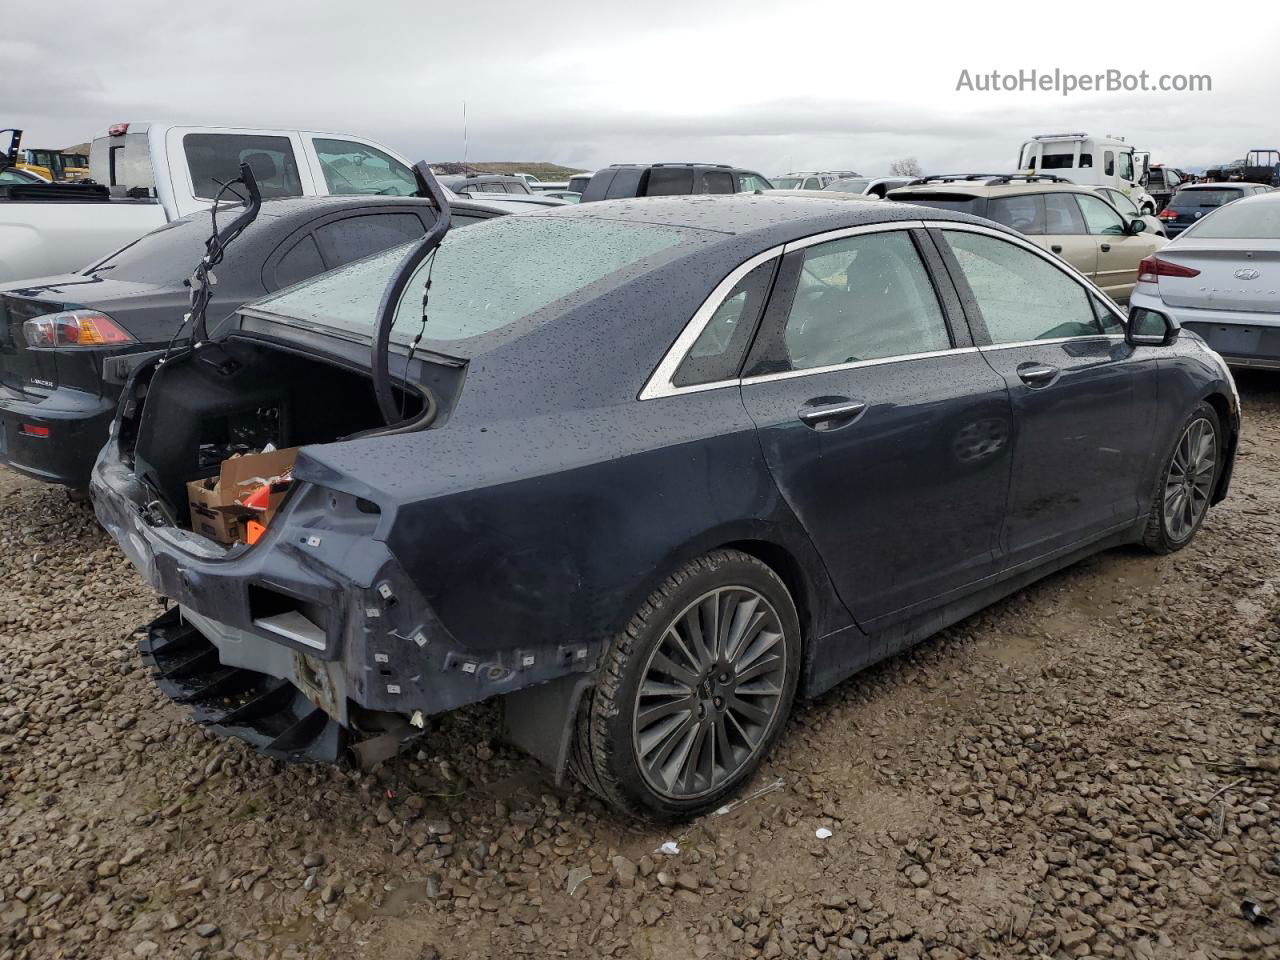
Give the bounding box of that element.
[3,376,1280,960]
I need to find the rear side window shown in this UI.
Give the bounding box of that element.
[606,168,644,199]
[273,235,325,289]
[702,171,735,194]
[988,195,1046,235]
[313,213,425,270]
[673,260,776,387]
[944,231,1101,343]
[184,133,303,200]
[778,231,951,370]
[646,167,695,196]
[313,138,417,197]
[1104,151,1115,176]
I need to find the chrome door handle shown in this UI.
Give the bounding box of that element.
[1017,364,1059,386]
[798,400,867,428]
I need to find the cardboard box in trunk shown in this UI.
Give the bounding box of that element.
[187,447,299,545]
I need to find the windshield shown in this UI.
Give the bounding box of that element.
[250,215,711,347]
[1171,189,1244,208]
[1182,200,1280,239]
[773,177,802,189]
[824,179,870,193]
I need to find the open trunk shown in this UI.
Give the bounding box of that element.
[118,333,461,542]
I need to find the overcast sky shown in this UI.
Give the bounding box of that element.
[7,0,1279,176]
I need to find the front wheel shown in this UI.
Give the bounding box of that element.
[572,549,801,820]
[1141,401,1222,553]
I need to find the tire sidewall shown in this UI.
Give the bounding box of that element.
[1154,401,1222,549]
[603,553,801,819]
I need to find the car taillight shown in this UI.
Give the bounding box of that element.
[22,310,135,347]
[1137,257,1201,284]
[1157,209,1179,220]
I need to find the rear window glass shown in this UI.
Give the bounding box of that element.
[250,216,712,347]
[894,194,983,214]
[1181,200,1280,239]
[1172,189,1244,207]
[81,215,211,283]
[824,179,870,193]
[184,133,303,201]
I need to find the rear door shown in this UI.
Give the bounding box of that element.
[738,223,1013,628]
[933,223,1153,566]
[1040,193,1098,278]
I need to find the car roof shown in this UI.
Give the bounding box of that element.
[534,193,1001,245]
[888,178,1097,199]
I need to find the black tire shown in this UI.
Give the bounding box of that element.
[572,549,801,820]
[1140,400,1222,554]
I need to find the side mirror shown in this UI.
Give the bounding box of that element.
[1129,218,1146,234]
[1127,306,1179,347]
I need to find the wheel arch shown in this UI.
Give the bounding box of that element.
[1201,389,1237,503]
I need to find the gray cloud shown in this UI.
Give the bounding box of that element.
[6,1,1276,178]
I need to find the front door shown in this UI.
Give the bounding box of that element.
[1074,192,1158,301]
[740,226,1013,627]
[934,225,1148,567]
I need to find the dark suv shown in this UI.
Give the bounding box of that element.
[579,163,773,202]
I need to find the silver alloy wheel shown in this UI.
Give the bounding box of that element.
[632,586,787,800]
[1163,416,1217,542]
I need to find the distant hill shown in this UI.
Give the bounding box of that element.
[430,161,590,180]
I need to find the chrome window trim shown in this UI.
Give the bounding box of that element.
[921,218,1130,330]
[637,244,784,401]
[978,334,1126,352]
[639,221,930,401]
[742,346,980,386]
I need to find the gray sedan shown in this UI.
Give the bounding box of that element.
[1130,190,1280,369]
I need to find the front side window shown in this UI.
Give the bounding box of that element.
[1075,194,1127,235]
[251,217,710,347]
[1104,189,1139,217]
[988,194,1046,235]
[183,133,303,200]
[944,231,1101,344]
[1118,152,1134,180]
[779,231,951,371]
[313,138,417,197]
[673,260,776,387]
[737,173,772,191]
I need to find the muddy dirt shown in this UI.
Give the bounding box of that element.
[2,376,1279,960]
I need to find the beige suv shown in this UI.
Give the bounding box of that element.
[886,175,1167,302]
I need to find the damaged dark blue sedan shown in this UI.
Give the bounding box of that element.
[92,192,1239,819]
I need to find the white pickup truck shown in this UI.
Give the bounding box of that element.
[0,123,421,284]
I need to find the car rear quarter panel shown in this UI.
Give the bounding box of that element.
[299,386,854,657]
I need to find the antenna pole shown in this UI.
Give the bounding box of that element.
[462,100,469,171]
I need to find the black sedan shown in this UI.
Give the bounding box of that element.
[92,195,1239,819]
[0,196,505,489]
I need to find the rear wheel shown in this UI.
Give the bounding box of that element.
[573,549,800,820]
[1141,401,1221,553]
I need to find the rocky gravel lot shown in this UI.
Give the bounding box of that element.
[3,377,1280,960]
